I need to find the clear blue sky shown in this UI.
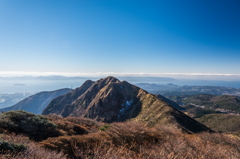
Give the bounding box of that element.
[0,0,240,77]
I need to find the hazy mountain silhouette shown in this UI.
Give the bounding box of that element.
[0,88,72,114]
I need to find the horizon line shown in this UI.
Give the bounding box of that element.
[0,71,240,77]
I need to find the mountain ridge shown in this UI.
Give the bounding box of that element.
[43,76,212,133]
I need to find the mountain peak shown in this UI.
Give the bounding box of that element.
[81,80,95,89]
[98,76,120,84]
[43,77,212,133]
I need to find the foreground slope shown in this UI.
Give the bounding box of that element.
[1,110,239,159]
[43,76,211,133]
[0,88,72,114]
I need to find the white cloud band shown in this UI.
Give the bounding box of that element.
[0,71,240,77]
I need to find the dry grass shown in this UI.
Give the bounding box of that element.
[52,120,88,136]
[1,112,240,158]
[47,114,103,134]
[40,122,240,159]
[197,113,240,134]
[63,117,103,129]
[0,133,66,159]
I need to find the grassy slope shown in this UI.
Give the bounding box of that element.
[40,121,240,159]
[1,110,240,159]
[132,89,211,133]
[197,114,240,135]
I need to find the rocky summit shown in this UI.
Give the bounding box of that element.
[42,76,211,133]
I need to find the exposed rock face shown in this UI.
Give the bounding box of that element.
[43,76,212,133]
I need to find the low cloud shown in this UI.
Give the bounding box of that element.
[0,71,240,80]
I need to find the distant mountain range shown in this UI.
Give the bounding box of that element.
[0,88,72,114]
[0,92,34,109]
[43,76,211,133]
[136,83,240,96]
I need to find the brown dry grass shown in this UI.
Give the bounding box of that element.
[0,133,66,159]
[63,117,103,128]
[40,121,240,159]
[47,114,103,134]
[1,113,240,159]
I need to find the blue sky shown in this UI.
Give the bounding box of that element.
[0,0,240,79]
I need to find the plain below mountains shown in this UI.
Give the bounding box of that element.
[43,76,211,133]
[0,88,72,114]
[167,94,240,114]
[136,83,240,96]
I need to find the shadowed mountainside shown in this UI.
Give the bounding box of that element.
[156,94,185,111]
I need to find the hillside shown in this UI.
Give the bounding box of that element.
[183,104,223,118]
[43,76,211,133]
[197,114,240,135]
[1,110,240,158]
[0,88,72,114]
[154,95,224,118]
[166,94,240,114]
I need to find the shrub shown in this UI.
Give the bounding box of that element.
[61,117,103,132]
[53,120,88,136]
[0,132,66,159]
[99,125,111,131]
[46,113,63,121]
[0,110,59,141]
[0,142,66,159]
[0,139,26,153]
